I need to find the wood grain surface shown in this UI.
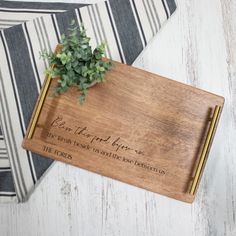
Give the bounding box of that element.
[1,0,236,235]
[22,61,224,203]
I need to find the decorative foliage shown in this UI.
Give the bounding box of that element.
[40,20,112,104]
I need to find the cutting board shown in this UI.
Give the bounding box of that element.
[22,61,224,203]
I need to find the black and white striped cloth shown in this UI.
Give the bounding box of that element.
[0,0,177,203]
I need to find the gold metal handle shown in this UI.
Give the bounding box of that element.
[27,45,62,139]
[189,105,221,195]
[27,74,53,139]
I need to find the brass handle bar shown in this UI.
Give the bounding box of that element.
[189,105,221,195]
[27,74,53,139]
[27,45,62,139]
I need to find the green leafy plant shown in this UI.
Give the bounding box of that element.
[40,20,112,104]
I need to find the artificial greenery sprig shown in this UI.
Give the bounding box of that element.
[40,20,112,104]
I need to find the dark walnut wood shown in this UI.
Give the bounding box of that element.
[22,61,224,203]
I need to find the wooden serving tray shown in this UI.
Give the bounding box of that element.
[22,61,224,203]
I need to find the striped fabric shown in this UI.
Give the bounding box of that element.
[0,0,177,203]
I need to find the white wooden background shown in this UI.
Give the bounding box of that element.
[0,0,236,235]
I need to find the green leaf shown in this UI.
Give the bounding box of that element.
[79,95,85,105]
[61,80,67,88]
[66,63,72,70]
[70,19,75,25]
[72,60,79,67]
